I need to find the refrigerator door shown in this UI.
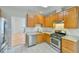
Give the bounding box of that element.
[0,18,7,52]
[0,18,4,51]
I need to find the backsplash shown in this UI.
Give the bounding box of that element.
[26,27,79,36]
[25,27,53,33]
[66,29,79,36]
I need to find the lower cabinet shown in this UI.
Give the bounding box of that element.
[43,33,50,44]
[36,33,45,44]
[36,33,50,44]
[62,38,78,53]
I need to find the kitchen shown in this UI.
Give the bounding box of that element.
[0,6,79,53]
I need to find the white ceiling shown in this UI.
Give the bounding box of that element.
[0,6,70,17]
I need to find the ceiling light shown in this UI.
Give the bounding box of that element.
[42,6,48,8]
[39,11,43,14]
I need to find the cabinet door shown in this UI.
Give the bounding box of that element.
[64,7,77,28]
[43,33,50,44]
[36,15,45,27]
[45,16,53,27]
[27,15,35,27]
[62,39,76,53]
[52,13,58,21]
[36,33,44,44]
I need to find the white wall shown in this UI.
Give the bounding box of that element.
[66,29,79,36]
[11,16,26,34]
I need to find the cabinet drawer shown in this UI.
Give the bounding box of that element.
[62,46,76,52]
[62,39,75,45]
[62,47,74,53]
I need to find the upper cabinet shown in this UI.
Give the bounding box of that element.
[45,15,53,27]
[64,7,79,28]
[35,15,45,27]
[27,15,36,27]
[45,12,64,28]
[27,14,45,27]
[27,7,79,28]
[52,13,58,21]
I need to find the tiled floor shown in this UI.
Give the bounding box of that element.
[7,43,57,53]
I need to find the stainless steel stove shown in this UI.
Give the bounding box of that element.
[50,31,66,53]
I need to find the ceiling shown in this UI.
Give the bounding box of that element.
[0,6,71,17]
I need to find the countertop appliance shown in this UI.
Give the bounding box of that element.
[50,30,66,53]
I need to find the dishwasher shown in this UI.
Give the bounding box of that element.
[26,34,36,47]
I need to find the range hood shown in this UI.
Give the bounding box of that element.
[53,20,64,24]
[53,20,64,30]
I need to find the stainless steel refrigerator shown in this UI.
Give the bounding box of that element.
[0,18,7,52]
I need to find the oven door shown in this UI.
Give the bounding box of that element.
[51,37,60,49]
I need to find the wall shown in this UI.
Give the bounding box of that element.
[66,29,79,36]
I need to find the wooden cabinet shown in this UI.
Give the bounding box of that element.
[27,14,45,27]
[64,7,79,28]
[62,39,76,53]
[43,33,50,44]
[36,33,45,44]
[62,36,79,53]
[52,13,58,21]
[35,15,45,27]
[36,33,50,44]
[45,15,54,27]
[45,12,63,28]
[27,15,36,27]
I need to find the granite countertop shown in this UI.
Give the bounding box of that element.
[62,35,79,42]
[26,32,51,36]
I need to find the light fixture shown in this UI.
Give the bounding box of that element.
[42,6,48,8]
[39,11,43,14]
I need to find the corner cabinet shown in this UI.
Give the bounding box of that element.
[36,33,45,44]
[64,7,79,28]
